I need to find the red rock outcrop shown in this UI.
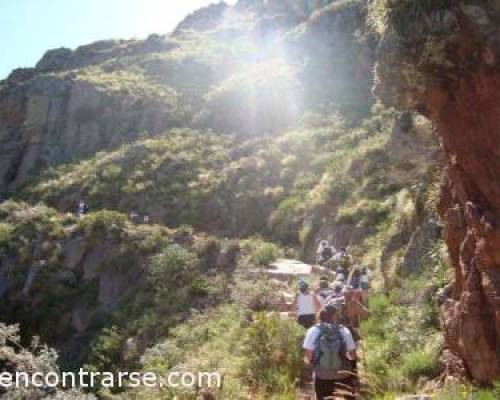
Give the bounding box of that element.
[372,1,500,384]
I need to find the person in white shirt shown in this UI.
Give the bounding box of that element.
[303,303,357,400]
[292,280,321,329]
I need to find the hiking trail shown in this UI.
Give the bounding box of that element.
[263,258,370,400]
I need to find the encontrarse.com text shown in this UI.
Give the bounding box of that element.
[0,370,222,389]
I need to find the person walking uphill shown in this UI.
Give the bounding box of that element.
[303,304,357,400]
[293,280,321,329]
[316,240,334,266]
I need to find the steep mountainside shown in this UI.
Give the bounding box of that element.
[0,0,372,190]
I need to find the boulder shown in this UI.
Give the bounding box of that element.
[36,48,72,72]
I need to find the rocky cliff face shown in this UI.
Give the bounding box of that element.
[0,37,183,191]
[372,1,500,383]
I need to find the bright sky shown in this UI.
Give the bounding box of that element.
[0,0,235,79]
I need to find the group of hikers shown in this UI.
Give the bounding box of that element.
[291,241,371,400]
[75,199,149,224]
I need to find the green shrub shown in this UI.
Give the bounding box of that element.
[433,381,500,400]
[241,312,304,394]
[241,236,284,266]
[147,244,200,308]
[0,222,13,256]
[400,347,440,383]
[362,290,442,394]
[78,210,127,240]
[84,326,126,389]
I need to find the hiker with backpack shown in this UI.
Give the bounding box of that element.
[333,247,352,271]
[292,280,321,329]
[360,266,372,303]
[303,304,357,400]
[335,265,348,283]
[316,240,335,266]
[344,269,369,337]
[316,277,335,306]
[347,267,362,290]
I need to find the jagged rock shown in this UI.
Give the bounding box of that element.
[36,47,72,72]
[5,68,36,84]
[0,71,179,189]
[373,0,500,383]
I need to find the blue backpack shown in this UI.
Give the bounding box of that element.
[313,323,347,379]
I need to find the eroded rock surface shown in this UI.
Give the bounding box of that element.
[373,1,500,383]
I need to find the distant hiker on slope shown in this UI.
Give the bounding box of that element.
[333,247,352,272]
[335,265,348,283]
[316,240,335,266]
[316,277,335,306]
[344,268,369,338]
[326,281,347,325]
[76,200,88,218]
[347,267,362,290]
[303,304,357,400]
[293,279,321,329]
[360,266,372,302]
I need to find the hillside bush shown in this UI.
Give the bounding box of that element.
[241,312,304,394]
[0,222,13,257]
[78,210,127,240]
[241,236,285,267]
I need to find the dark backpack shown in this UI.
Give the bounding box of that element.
[313,323,347,379]
[322,247,333,260]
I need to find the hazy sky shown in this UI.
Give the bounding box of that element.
[0,0,236,79]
